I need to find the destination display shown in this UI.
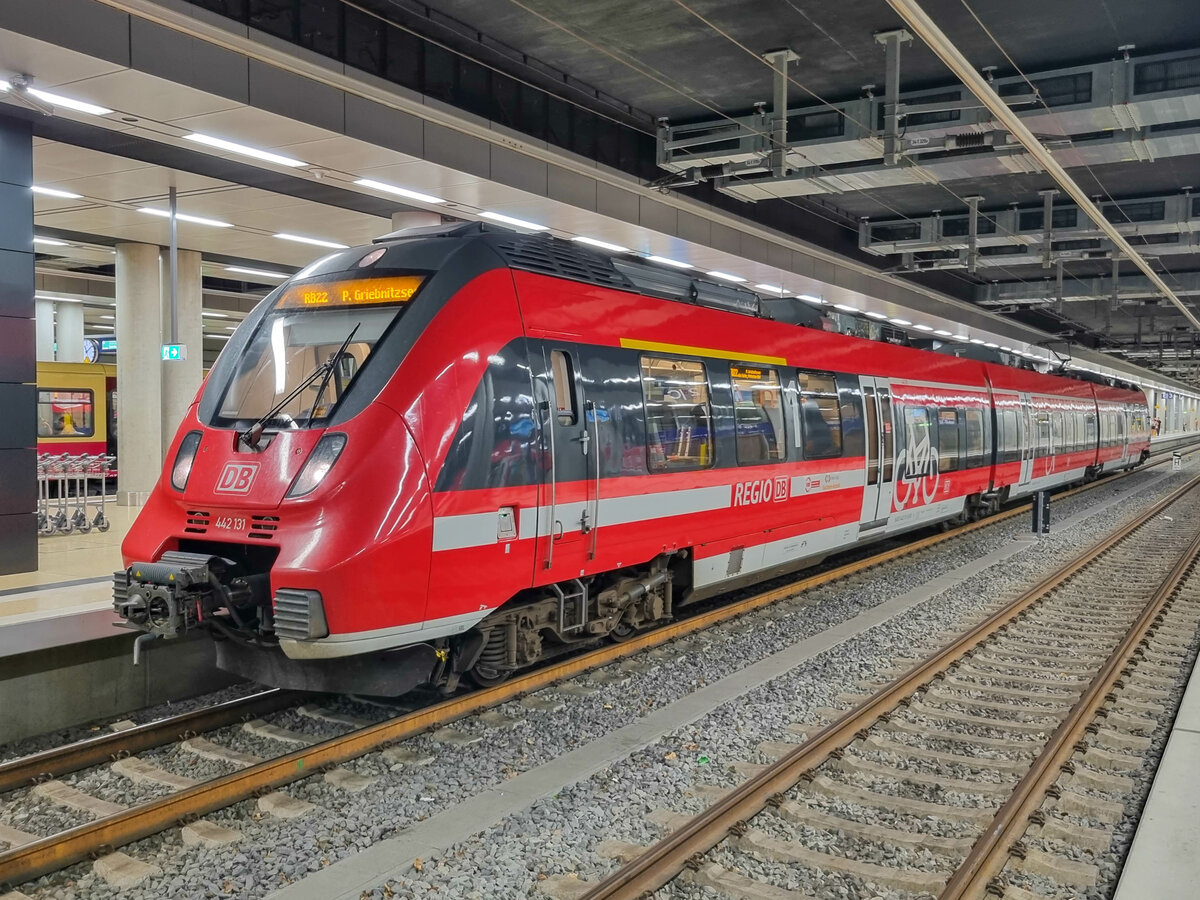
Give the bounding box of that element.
[276,275,426,310]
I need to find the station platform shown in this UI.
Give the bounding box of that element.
[0,502,136,659]
[1113,651,1200,900]
[0,503,238,746]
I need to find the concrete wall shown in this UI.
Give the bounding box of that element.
[0,631,241,745]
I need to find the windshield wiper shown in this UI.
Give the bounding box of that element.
[305,323,360,428]
[239,322,360,448]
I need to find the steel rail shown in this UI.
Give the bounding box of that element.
[0,689,301,795]
[940,521,1200,898]
[576,472,1200,900]
[0,446,1193,887]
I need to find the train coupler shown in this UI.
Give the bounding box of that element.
[112,550,239,645]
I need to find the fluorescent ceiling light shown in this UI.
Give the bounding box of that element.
[0,80,10,92]
[226,325,238,331]
[754,283,789,294]
[353,178,444,204]
[33,236,68,247]
[185,133,304,167]
[833,303,859,312]
[798,294,825,304]
[706,271,746,283]
[209,333,231,341]
[275,233,350,249]
[35,294,81,304]
[226,266,288,280]
[888,317,911,325]
[32,185,82,199]
[646,255,692,268]
[952,334,970,341]
[100,315,114,320]
[864,311,889,320]
[26,88,111,116]
[202,311,230,318]
[934,329,953,337]
[985,342,1000,348]
[572,236,630,253]
[969,338,987,345]
[480,211,548,231]
[1000,346,1013,352]
[913,324,934,331]
[139,208,232,228]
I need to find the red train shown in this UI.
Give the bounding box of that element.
[114,224,1151,694]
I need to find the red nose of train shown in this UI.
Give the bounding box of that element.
[120,398,436,694]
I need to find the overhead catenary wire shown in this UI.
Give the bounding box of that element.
[958,0,1187,294]
[499,0,1077,337]
[658,0,1112,340]
[883,0,1200,332]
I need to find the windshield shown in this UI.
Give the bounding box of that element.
[214,273,424,426]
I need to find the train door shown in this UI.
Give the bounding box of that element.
[858,376,895,527]
[1018,393,1035,486]
[1113,408,1123,465]
[535,346,599,628]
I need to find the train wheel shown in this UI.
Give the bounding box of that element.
[609,619,642,643]
[468,662,511,688]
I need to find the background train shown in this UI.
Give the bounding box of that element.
[36,361,117,461]
[113,223,1151,695]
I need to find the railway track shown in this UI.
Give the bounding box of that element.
[577,471,1200,900]
[0,444,1193,891]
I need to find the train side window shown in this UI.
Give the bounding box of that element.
[901,406,934,475]
[550,350,577,425]
[1085,413,1097,446]
[797,371,842,458]
[878,389,894,481]
[640,356,714,471]
[1034,413,1051,458]
[937,408,960,472]
[836,375,866,458]
[730,365,784,464]
[863,387,878,484]
[38,389,95,437]
[964,408,986,469]
[1052,412,1063,452]
[999,408,1020,464]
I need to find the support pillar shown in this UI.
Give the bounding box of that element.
[56,300,84,362]
[0,114,36,574]
[35,297,54,361]
[160,248,203,449]
[391,211,441,231]
[115,242,163,506]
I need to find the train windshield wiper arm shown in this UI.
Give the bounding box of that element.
[241,324,362,447]
[239,364,332,449]
[305,323,360,428]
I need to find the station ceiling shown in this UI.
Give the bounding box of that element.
[7,0,1200,384]
[367,0,1200,376]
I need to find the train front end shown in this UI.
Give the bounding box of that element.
[113,239,462,695]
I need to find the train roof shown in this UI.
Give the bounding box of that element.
[366,222,1144,399]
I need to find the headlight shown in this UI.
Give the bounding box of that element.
[286,434,347,498]
[170,431,202,492]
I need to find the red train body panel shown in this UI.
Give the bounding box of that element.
[115,225,1151,694]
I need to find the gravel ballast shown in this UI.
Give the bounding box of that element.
[7,461,1195,900]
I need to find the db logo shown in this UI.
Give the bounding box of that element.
[215,462,258,495]
[773,475,789,501]
[734,476,791,507]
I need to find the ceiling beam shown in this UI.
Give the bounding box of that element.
[884,0,1200,333]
